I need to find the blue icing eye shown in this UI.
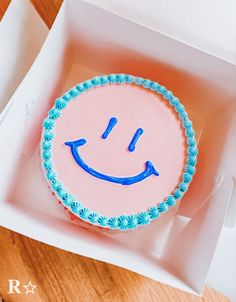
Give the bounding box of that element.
[128,128,144,152]
[102,117,118,139]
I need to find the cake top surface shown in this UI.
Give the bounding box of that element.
[41,74,197,230]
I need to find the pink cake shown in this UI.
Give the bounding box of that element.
[41,74,197,231]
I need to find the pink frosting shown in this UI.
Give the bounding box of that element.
[51,84,185,216]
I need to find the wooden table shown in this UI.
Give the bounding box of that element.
[0,1,230,301]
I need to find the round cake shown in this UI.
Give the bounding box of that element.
[41,74,197,231]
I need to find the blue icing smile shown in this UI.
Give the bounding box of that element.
[64,138,159,185]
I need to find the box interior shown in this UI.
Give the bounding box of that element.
[0,0,236,295]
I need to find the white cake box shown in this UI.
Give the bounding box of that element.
[0,0,48,116]
[0,0,236,298]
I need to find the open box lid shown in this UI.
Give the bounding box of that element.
[0,0,48,115]
[84,0,236,65]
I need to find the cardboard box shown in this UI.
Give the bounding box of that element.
[0,0,48,115]
[0,0,235,298]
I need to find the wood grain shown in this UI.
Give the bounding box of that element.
[0,1,230,302]
[0,227,229,302]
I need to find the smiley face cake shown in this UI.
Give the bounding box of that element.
[41,74,197,231]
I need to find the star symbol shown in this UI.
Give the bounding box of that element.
[23,281,37,295]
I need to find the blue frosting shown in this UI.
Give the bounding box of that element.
[138,212,151,225]
[65,139,159,185]
[166,196,176,207]
[128,128,144,152]
[63,93,73,102]
[173,189,183,200]
[48,108,61,119]
[108,74,117,83]
[52,181,63,194]
[55,98,67,110]
[179,181,189,192]
[76,84,86,93]
[188,156,197,166]
[43,131,54,141]
[70,201,82,214]
[42,141,52,151]
[118,215,129,230]
[108,217,119,229]
[44,160,53,172]
[97,216,109,226]
[79,208,90,220]
[102,117,118,139]
[127,215,138,229]
[185,164,196,175]
[43,118,55,130]
[41,73,197,231]
[148,206,160,219]
[88,213,99,223]
[158,202,169,212]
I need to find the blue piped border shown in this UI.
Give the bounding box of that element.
[41,74,198,231]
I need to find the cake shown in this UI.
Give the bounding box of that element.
[41,74,197,231]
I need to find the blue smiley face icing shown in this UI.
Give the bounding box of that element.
[41,74,198,231]
[64,118,159,185]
